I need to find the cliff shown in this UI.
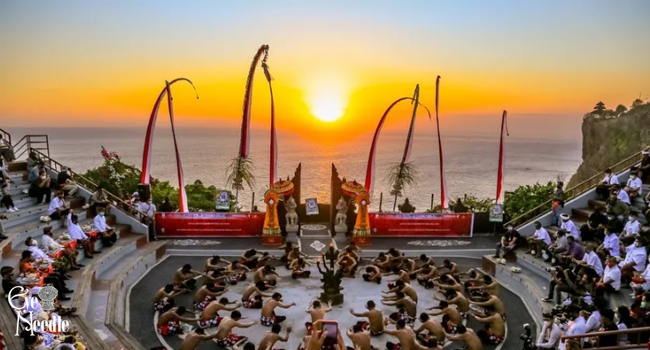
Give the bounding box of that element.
[568,103,650,187]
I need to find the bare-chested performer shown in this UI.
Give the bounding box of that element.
[214,310,256,347]
[383,280,419,303]
[350,300,385,336]
[441,260,458,278]
[414,265,438,289]
[468,275,500,297]
[414,313,446,345]
[472,311,505,345]
[337,254,358,277]
[258,324,292,350]
[363,265,382,284]
[289,258,312,279]
[347,323,376,350]
[241,249,262,269]
[224,260,251,285]
[445,324,483,350]
[435,289,470,318]
[153,283,184,311]
[343,240,361,255]
[398,257,417,274]
[156,306,197,336]
[242,281,274,309]
[198,297,241,329]
[383,292,417,324]
[179,327,221,350]
[285,247,308,268]
[257,252,276,267]
[433,274,463,295]
[305,300,332,334]
[427,301,461,334]
[384,319,417,350]
[254,265,279,286]
[202,269,230,287]
[343,246,361,263]
[173,264,206,291]
[206,255,231,271]
[261,292,296,326]
[386,267,411,287]
[374,252,393,271]
[469,294,506,319]
[417,254,435,267]
[279,242,295,263]
[194,284,227,311]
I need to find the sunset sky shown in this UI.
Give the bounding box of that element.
[1,0,649,136]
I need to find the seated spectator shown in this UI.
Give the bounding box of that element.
[619,237,648,284]
[41,226,83,270]
[565,310,588,343]
[595,256,621,297]
[543,264,579,304]
[597,228,621,259]
[596,168,620,200]
[67,212,100,258]
[56,166,78,197]
[560,214,581,241]
[545,229,568,262]
[1,177,18,213]
[620,212,641,246]
[535,313,562,349]
[615,185,632,206]
[558,236,585,266]
[631,254,650,296]
[0,155,10,180]
[494,225,520,260]
[580,207,608,242]
[18,250,72,300]
[607,193,630,222]
[25,150,39,172]
[625,171,643,199]
[552,182,565,226]
[0,136,14,162]
[48,191,70,225]
[89,185,110,215]
[640,150,650,179]
[28,161,45,184]
[527,221,551,257]
[573,243,603,280]
[28,168,51,204]
[94,206,117,247]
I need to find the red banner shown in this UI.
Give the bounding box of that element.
[155,212,265,238]
[369,213,474,237]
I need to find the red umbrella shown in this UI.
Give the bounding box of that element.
[342,180,365,197]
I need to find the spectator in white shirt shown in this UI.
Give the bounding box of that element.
[596,256,621,297]
[597,228,621,259]
[619,237,648,283]
[565,311,588,344]
[41,226,82,270]
[67,212,100,258]
[48,191,70,225]
[630,254,650,296]
[25,236,54,264]
[573,244,603,279]
[616,186,631,205]
[527,221,551,257]
[94,206,117,247]
[620,211,641,246]
[560,214,580,240]
[625,172,643,199]
[584,305,603,333]
[536,313,562,349]
[596,168,619,200]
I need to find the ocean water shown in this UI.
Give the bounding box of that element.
[9,126,582,211]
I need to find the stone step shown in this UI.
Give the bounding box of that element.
[6,171,27,183]
[7,183,30,197]
[6,210,89,251]
[1,197,86,230]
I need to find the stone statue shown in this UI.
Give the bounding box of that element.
[334,197,348,234]
[285,195,299,233]
[317,249,344,305]
[398,198,416,213]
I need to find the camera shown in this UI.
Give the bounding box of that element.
[520,324,536,350]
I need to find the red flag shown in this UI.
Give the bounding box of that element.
[495,110,509,204]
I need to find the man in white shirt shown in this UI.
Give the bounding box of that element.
[536,313,562,349]
[560,214,580,240]
[596,168,619,200]
[616,187,631,205]
[94,207,117,247]
[620,212,641,246]
[596,257,621,297]
[625,173,643,199]
[67,213,100,258]
[527,221,551,257]
[48,191,70,222]
[574,244,603,279]
[41,226,83,270]
[584,307,602,333]
[598,228,620,258]
[565,311,588,343]
[619,237,648,283]
[25,236,54,264]
[630,255,650,295]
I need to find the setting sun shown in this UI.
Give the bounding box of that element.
[309,93,345,122]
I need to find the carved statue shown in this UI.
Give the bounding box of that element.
[354,191,371,236]
[285,196,298,226]
[263,190,280,235]
[317,248,344,305]
[335,197,348,226]
[398,198,416,213]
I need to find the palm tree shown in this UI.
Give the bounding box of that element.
[387,162,419,211]
[225,156,256,212]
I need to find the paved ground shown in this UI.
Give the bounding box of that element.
[129,255,533,350]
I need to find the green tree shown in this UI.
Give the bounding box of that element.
[503,181,556,218]
[632,99,644,109]
[615,104,628,115]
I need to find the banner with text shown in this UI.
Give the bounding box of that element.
[155,212,265,238]
[369,212,474,237]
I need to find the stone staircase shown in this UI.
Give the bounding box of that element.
[0,160,166,350]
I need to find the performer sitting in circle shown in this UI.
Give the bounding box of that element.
[414,313,446,346]
[178,327,221,350]
[253,265,279,286]
[279,242,295,263]
[156,306,197,336]
[285,247,309,268]
[153,283,184,311]
[427,301,462,334]
[198,297,241,329]
[373,252,393,272]
[257,252,277,267]
[172,264,206,291]
[261,292,296,326]
[258,324,292,350]
[224,260,251,285]
[444,324,483,350]
[434,289,470,319]
[337,254,358,277]
[397,257,417,275]
[414,264,438,289]
[289,258,312,279]
[386,267,411,288]
[469,293,506,319]
[363,265,383,284]
[472,310,505,345]
[383,291,417,324]
[383,280,419,303]
[214,310,256,347]
[241,281,274,309]
[384,319,417,350]
[433,274,463,295]
[305,300,332,335]
[205,255,231,271]
[202,269,229,287]
[350,300,385,336]
[441,260,459,279]
[241,249,265,269]
[468,274,500,297]
[347,323,377,350]
[343,241,362,256]
[193,284,227,311]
